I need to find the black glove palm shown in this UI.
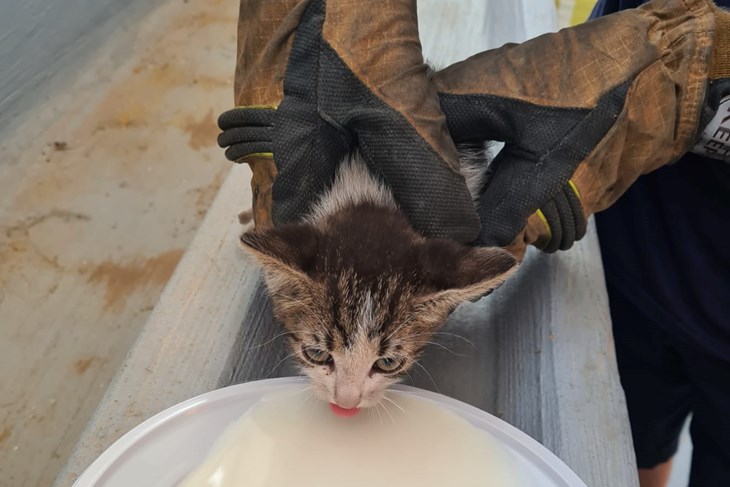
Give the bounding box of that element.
[218,0,480,243]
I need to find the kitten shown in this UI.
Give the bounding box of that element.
[240,146,517,409]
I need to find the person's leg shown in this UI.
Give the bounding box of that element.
[607,283,692,487]
[637,460,673,487]
[684,352,730,487]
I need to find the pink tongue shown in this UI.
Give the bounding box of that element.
[329,403,360,418]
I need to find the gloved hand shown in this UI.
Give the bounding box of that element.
[431,0,730,254]
[219,0,480,243]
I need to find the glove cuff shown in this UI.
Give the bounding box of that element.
[711,4,730,80]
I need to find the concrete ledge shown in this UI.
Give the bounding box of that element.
[55,1,637,485]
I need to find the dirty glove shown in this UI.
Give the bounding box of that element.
[431,0,730,254]
[220,0,480,243]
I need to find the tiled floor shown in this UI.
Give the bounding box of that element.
[0,1,238,485]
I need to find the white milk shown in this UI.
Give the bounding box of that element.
[179,387,527,487]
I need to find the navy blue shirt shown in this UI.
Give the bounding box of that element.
[592,0,730,362]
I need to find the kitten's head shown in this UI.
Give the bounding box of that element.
[240,204,517,409]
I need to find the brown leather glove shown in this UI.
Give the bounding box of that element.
[224,0,480,243]
[431,0,730,256]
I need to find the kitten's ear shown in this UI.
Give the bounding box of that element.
[239,224,320,294]
[416,240,518,320]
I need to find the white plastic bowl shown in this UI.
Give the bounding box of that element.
[73,377,587,487]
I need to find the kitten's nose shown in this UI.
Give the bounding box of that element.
[334,386,361,409]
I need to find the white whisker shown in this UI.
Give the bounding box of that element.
[382,394,406,415]
[428,332,475,347]
[412,360,440,393]
[412,340,470,357]
[374,403,385,425]
[287,385,314,402]
[380,399,396,424]
[402,368,416,386]
[383,318,416,343]
[302,391,319,419]
[245,330,295,351]
[266,351,299,378]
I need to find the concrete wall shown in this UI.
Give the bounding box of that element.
[0,0,163,136]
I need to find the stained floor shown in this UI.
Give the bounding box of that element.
[0,0,239,485]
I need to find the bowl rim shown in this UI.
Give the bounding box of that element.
[73,376,587,487]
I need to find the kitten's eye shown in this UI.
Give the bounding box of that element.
[373,357,404,373]
[303,347,333,366]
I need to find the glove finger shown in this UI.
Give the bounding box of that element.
[477,146,588,251]
[224,141,274,162]
[554,187,576,251]
[566,180,587,242]
[217,126,273,149]
[217,107,276,130]
[477,148,541,247]
[538,200,562,254]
